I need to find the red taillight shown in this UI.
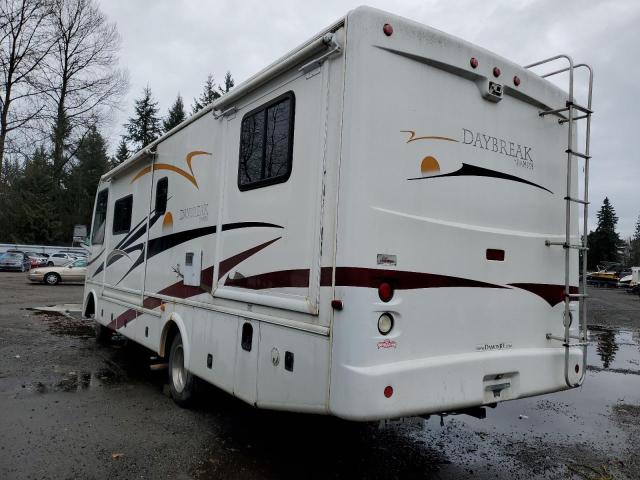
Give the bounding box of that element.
[378,282,394,302]
[513,75,521,86]
[383,23,393,36]
[384,386,393,398]
[331,299,343,310]
[575,364,580,374]
[470,57,478,69]
[493,67,501,77]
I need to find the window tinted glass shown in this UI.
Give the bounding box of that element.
[265,100,291,178]
[113,195,133,235]
[91,189,108,245]
[238,92,294,190]
[239,112,265,185]
[72,259,87,268]
[155,177,168,214]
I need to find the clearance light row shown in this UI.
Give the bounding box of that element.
[382,23,521,87]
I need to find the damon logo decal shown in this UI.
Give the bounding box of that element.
[462,128,533,170]
[476,342,513,352]
[131,150,211,188]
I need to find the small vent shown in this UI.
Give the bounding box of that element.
[284,351,294,372]
[486,249,505,261]
[241,323,253,351]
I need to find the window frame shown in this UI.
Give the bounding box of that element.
[155,177,168,215]
[91,188,109,245]
[237,91,296,191]
[112,194,134,235]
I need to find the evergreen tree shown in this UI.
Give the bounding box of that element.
[113,137,129,165]
[218,71,235,95]
[65,126,111,233]
[587,197,622,269]
[124,87,162,151]
[163,94,186,132]
[630,215,640,266]
[192,74,221,114]
[13,147,62,244]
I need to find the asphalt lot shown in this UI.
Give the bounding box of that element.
[0,272,639,479]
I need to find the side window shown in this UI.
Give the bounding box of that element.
[238,91,295,191]
[91,189,108,245]
[113,195,133,235]
[155,177,168,214]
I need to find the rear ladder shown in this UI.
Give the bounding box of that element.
[524,55,593,388]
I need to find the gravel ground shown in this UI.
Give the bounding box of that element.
[0,273,639,479]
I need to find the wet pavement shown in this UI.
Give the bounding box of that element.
[0,272,639,479]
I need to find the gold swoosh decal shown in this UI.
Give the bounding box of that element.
[401,130,458,143]
[131,151,212,188]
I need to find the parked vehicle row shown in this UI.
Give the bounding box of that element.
[0,250,88,285]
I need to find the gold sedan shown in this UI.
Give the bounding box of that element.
[28,258,87,285]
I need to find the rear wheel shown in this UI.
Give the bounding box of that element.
[168,332,195,407]
[44,272,60,285]
[47,261,54,266]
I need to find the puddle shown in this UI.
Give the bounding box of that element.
[588,326,640,374]
[31,363,126,393]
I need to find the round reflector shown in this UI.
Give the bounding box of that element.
[470,57,478,69]
[378,282,394,302]
[378,313,394,335]
[493,67,501,77]
[384,386,393,398]
[575,364,580,374]
[513,75,521,86]
[383,24,393,36]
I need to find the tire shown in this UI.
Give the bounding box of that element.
[44,272,60,285]
[168,333,195,407]
[95,321,112,344]
[47,261,54,266]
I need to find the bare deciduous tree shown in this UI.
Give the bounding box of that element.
[42,0,127,179]
[0,0,54,182]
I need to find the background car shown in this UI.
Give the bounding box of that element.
[23,251,48,267]
[46,252,78,266]
[0,252,31,272]
[28,258,87,285]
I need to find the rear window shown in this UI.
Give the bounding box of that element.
[238,91,295,190]
[113,195,133,235]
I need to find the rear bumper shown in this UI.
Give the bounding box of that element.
[329,347,582,421]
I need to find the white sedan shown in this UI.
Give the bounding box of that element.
[28,258,87,285]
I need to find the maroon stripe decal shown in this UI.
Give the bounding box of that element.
[508,283,579,307]
[226,268,311,289]
[225,267,507,290]
[332,267,507,290]
[218,237,281,279]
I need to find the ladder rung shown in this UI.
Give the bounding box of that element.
[540,106,569,117]
[564,196,589,205]
[566,101,593,114]
[545,241,588,250]
[546,334,588,347]
[559,114,590,124]
[565,149,591,159]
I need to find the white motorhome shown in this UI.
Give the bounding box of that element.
[83,6,593,420]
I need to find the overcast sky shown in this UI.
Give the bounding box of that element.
[98,0,640,238]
